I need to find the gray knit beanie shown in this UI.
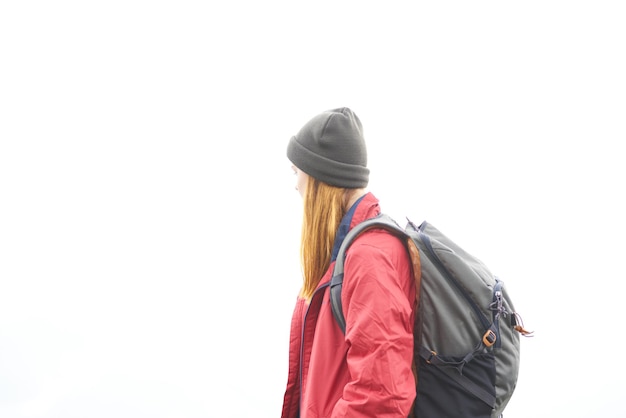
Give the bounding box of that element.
[287,107,369,188]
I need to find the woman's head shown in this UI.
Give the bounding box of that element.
[287,107,369,189]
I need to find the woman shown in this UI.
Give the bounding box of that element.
[281,107,417,418]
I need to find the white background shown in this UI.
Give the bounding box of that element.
[1,1,625,417]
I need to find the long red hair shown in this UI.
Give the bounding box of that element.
[299,177,355,301]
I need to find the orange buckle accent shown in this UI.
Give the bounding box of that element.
[483,330,497,347]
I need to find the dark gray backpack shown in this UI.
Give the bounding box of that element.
[330,213,532,418]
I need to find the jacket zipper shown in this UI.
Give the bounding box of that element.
[299,281,330,415]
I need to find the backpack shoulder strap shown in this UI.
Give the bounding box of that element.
[329,213,409,334]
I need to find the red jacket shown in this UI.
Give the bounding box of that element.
[281,193,416,418]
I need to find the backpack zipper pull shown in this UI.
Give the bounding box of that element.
[511,312,534,337]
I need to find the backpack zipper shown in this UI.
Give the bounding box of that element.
[417,230,492,333]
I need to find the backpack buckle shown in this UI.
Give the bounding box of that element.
[483,329,497,347]
[426,350,437,364]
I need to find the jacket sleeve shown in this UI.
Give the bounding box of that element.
[332,235,416,418]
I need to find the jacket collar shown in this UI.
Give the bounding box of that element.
[330,192,381,262]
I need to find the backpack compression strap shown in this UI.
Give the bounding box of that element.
[329,213,408,334]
